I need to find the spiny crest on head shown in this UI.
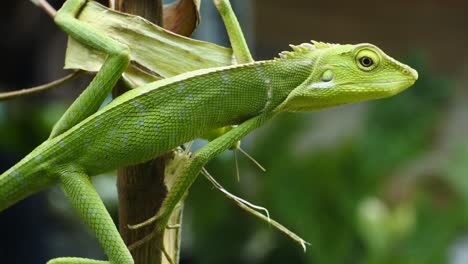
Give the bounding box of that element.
[311,40,337,49]
[277,40,337,59]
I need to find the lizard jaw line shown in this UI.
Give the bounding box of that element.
[308,80,411,90]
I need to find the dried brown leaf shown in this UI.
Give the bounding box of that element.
[65,1,232,87]
[163,0,201,36]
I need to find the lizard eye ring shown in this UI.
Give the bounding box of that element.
[356,49,380,71]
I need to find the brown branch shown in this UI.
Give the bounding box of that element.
[113,1,168,264]
[36,0,57,18]
[0,71,81,101]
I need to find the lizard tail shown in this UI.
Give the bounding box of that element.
[0,164,54,211]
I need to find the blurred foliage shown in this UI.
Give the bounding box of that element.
[0,100,66,153]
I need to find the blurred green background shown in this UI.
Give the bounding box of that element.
[1,0,468,263]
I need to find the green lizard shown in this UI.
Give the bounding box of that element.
[0,0,418,263]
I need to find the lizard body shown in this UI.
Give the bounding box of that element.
[0,57,311,210]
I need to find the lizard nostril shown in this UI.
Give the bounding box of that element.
[403,68,418,80]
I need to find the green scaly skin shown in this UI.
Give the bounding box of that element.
[0,0,418,263]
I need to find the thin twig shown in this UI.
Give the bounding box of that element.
[127,214,159,230]
[128,230,157,251]
[234,150,240,181]
[201,168,310,251]
[203,168,270,218]
[161,243,176,264]
[238,146,267,172]
[0,71,81,101]
[36,0,57,18]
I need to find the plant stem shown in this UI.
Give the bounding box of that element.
[113,1,171,264]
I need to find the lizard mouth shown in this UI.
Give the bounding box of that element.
[345,80,415,86]
[338,79,416,98]
[344,79,416,93]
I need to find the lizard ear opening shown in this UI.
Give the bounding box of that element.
[321,70,334,82]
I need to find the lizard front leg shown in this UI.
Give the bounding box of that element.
[51,0,130,138]
[130,114,273,247]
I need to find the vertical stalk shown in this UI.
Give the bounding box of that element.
[113,1,172,263]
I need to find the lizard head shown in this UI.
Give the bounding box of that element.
[278,41,418,112]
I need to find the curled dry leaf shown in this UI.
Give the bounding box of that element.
[163,0,201,37]
[65,1,232,87]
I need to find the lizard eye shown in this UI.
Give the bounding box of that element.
[356,49,380,71]
[359,56,373,67]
